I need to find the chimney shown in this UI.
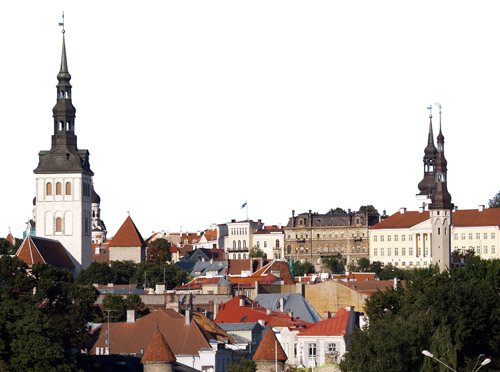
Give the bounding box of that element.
[323,311,331,319]
[214,302,219,318]
[287,310,293,319]
[418,206,424,213]
[479,205,485,212]
[239,297,245,307]
[127,310,137,323]
[185,306,192,326]
[393,277,398,289]
[231,219,236,223]
[266,308,272,316]
[399,207,406,214]
[454,206,458,211]
[258,319,265,327]
[279,297,285,312]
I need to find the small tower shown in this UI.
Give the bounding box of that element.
[91,183,107,244]
[416,114,438,209]
[141,330,176,372]
[253,328,287,372]
[33,25,93,272]
[428,107,454,271]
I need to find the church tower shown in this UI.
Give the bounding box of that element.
[428,107,454,271]
[416,114,437,209]
[33,27,93,272]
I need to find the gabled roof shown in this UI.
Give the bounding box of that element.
[254,293,322,324]
[453,208,500,227]
[298,307,350,336]
[89,309,213,356]
[370,211,430,230]
[141,330,176,363]
[15,236,74,269]
[203,229,218,241]
[253,328,287,361]
[109,216,146,247]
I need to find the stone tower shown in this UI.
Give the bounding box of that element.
[33,29,93,272]
[428,109,454,271]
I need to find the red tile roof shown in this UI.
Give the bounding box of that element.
[215,296,309,328]
[141,330,176,363]
[89,309,213,356]
[6,233,15,245]
[298,307,350,336]
[109,216,146,247]
[203,229,218,241]
[253,328,287,361]
[341,279,404,295]
[15,236,74,269]
[333,272,376,281]
[370,211,429,229]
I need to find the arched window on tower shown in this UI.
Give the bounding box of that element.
[65,91,70,99]
[66,122,71,131]
[46,182,52,195]
[59,121,64,131]
[56,182,62,195]
[55,217,62,232]
[59,91,63,99]
[276,239,280,248]
[65,182,71,195]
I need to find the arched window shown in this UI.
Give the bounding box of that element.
[66,122,71,131]
[55,217,62,232]
[238,240,241,249]
[243,241,247,248]
[238,253,241,259]
[46,182,52,195]
[243,253,247,259]
[276,240,280,248]
[287,245,291,254]
[59,121,64,131]
[233,254,236,259]
[56,182,62,195]
[233,241,236,249]
[59,91,63,99]
[65,182,71,195]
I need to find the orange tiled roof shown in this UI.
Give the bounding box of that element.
[298,307,349,336]
[341,279,404,294]
[141,330,176,363]
[453,208,500,227]
[333,272,376,281]
[6,233,15,245]
[15,236,74,269]
[203,229,218,241]
[109,216,146,247]
[370,211,429,229]
[253,328,287,361]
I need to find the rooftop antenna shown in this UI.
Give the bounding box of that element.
[58,11,65,33]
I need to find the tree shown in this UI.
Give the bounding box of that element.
[359,205,379,214]
[340,261,500,372]
[0,256,99,371]
[147,238,171,264]
[227,359,256,372]
[75,261,113,285]
[0,238,17,255]
[249,246,266,258]
[328,207,346,214]
[322,253,345,273]
[294,261,313,276]
[488,190,500,208]
[357,257,370,271]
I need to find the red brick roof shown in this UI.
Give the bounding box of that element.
[253,328,287,361]
[298,307,349,336]
[370,211,430,229]
[89,309,213,355]
[215,295,309,328]
[141,330,176,363]
[109,216,146,247]
[15,236,74,269]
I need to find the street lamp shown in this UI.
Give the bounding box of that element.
[422,350,457,372]
[473,358,491,372]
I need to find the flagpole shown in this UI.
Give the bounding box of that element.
[246,202,249,220]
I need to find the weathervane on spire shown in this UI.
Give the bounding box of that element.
[427,105,433,118]
[435,102,442,121]
[58,11,65,33]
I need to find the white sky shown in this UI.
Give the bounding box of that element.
[1,1,500,239]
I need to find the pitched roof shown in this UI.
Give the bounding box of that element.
[89,309,213,355]
[203,229,218,241]
[192,312,234,343]
[370,211,430,229]
[253,328,287,361]
[298,307,350,336]
[341,279,404,295]
[109,216,146,247]
[254,293,322,324]
[15,236,74,269]
[6,233,15,245]
[453,208,500,227]
[141,330,176,363]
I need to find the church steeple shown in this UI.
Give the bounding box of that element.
[417,115,438,196]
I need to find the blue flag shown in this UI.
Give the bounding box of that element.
[241,202,247,209]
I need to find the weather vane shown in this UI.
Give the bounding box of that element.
[58,11,65,33]
[427,105,433,118]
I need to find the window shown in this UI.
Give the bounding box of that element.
[257,241,260,248]
[328,343,337,353]
[395,235,399,242]
[476,233,481,240]
[238,241,241,249]
[484,246,488,254]
[454,234,458,240]
[402,261,406,266]
[461,233,466,240]
[65,182,71,195]
[395,247,399,256]
[484,233,488,239]
[243,240,247,248]
[373,248,377,256]
[294,344,297,358]
[233,254,236,259]
[387,248,391,256]
[476,246,481,255]
[46,182,52,195]
[374,235,377,242]
[309,343,317,357]
[469,233,473,240]
[264,241,267,248]
[401,247,406,256]
[55,217,62,232]
[380,248,385,256]
[425,247,429,256]
[232,241,236,249]
[287,245,291,254]
[409,235,413,241]
[409,247,413,256]
[492,245,496,254]
[276,240,280,248]
[402,235,406,241]
[380,236,384,242]
[492,233,496,239]
[387,235,391,242]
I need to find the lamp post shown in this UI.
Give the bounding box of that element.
[422,350,491,372]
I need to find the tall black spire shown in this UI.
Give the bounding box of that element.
[417,115,438,196]
[34,27,92,175]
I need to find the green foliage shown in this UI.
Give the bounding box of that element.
[0,256,99,371]
[328,207,346,214]
[0,238,17,255]
[323,253,345,273]
[294,261,314,276]
[359,205,379,214]
[249,246,267,258]
[357,257,370,270]
[227,358,256,372]
[133,262,188,289]
[488,190,500,208]
[340,260,500,372]
[146,238,172,264]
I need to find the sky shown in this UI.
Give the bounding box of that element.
[2,1,500,239]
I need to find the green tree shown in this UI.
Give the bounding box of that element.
[227,359,256,372]
[294,261,313,276]
[147,238,172,264]
[0,238,17,255]
[328,207,346,214]
[359,205,379,214]
[357,257,370,271]
[102,294,126,322]
[323,253,345,273]
[133,262,188,289]
[340,261,500,372]
[249,246,266,258]
[110,260,136,284]
[488,190,500,208]
[75,261,113,285]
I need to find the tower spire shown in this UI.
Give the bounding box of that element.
[417,106,438,198]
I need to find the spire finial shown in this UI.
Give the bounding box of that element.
[435,102,442,129]
[58,11,65,33]
[427,105,433,119]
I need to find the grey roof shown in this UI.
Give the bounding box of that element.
[218,322,264,332]
[97,288,147,295]
[176,260,226,278]
[253,293,322,323]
